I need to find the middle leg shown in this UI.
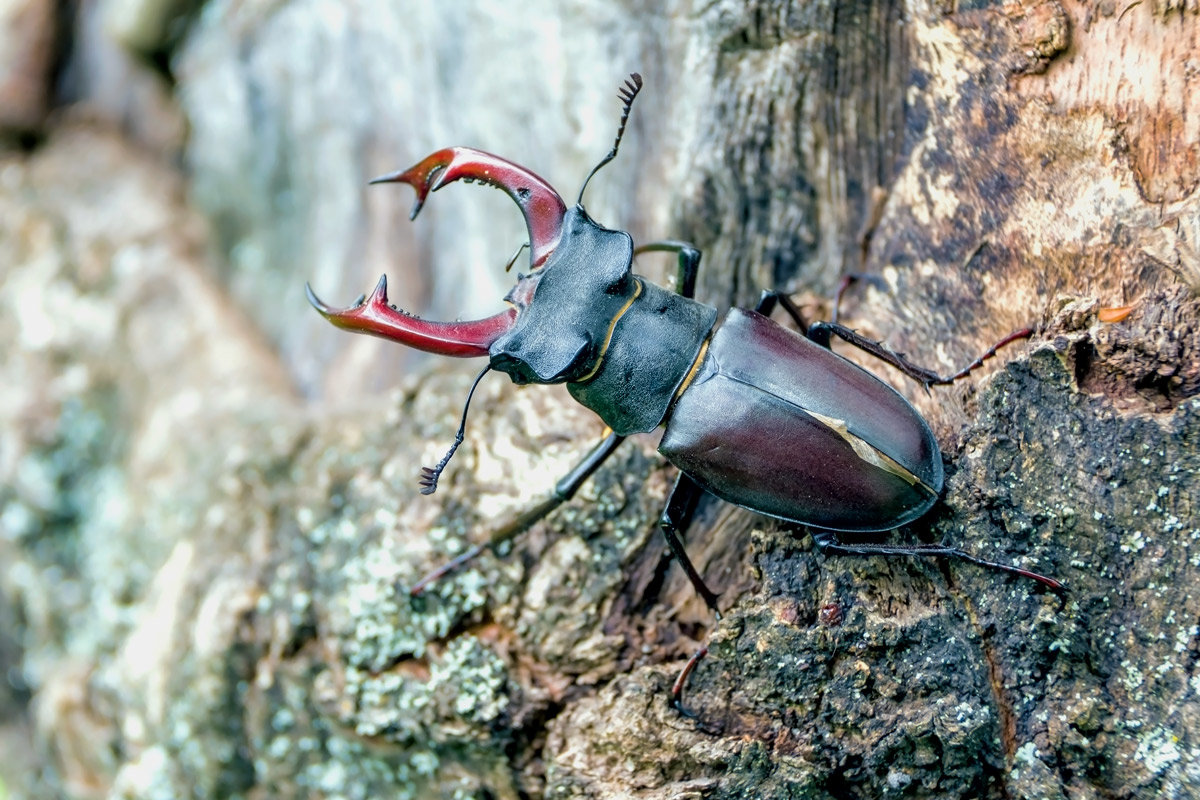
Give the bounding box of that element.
[658,471,724,714]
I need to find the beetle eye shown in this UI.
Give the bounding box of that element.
[604,273,631,295]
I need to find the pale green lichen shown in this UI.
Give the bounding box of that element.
[348,634,510,742]
[1134,727,1182,775]
[335,538,489,671]
[431,636,510,726]
[299,732,428,800]
[1014,741,1040,767]
[108,745,176,800]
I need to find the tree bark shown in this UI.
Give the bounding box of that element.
[1,1,1198,799]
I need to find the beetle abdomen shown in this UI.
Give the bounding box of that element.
[659,309,943,532]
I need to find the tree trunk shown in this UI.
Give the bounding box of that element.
[2,1,1198,799]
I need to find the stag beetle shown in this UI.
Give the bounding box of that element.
[308,74,1062,707]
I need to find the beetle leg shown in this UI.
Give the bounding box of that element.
[809,529,1065,592]
[633,241,701,300]
[659,474,721,612]
[754,289,810,333]
[372,146,567,268]
[659,472,725,715]
[671,645,708,718]
[409,431,626,595]
[755,288,1035,389]
[805,322,1035,388]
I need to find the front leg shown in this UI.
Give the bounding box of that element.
[410,430,626,595]
[634,241,702,300]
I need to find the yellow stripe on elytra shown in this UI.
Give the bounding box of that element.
[804,409,935,494]
[574,279,644,383]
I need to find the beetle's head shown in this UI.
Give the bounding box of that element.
[488,205,634,384]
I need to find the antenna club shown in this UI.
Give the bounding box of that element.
[577,72,645,206]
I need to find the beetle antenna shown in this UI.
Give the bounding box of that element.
[576,72,643,206]
[418,364,493,495]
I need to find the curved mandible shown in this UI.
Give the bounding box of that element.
[306,276,517,357]
[372,147,567,268]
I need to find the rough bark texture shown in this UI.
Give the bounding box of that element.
[2,1,1199,799]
